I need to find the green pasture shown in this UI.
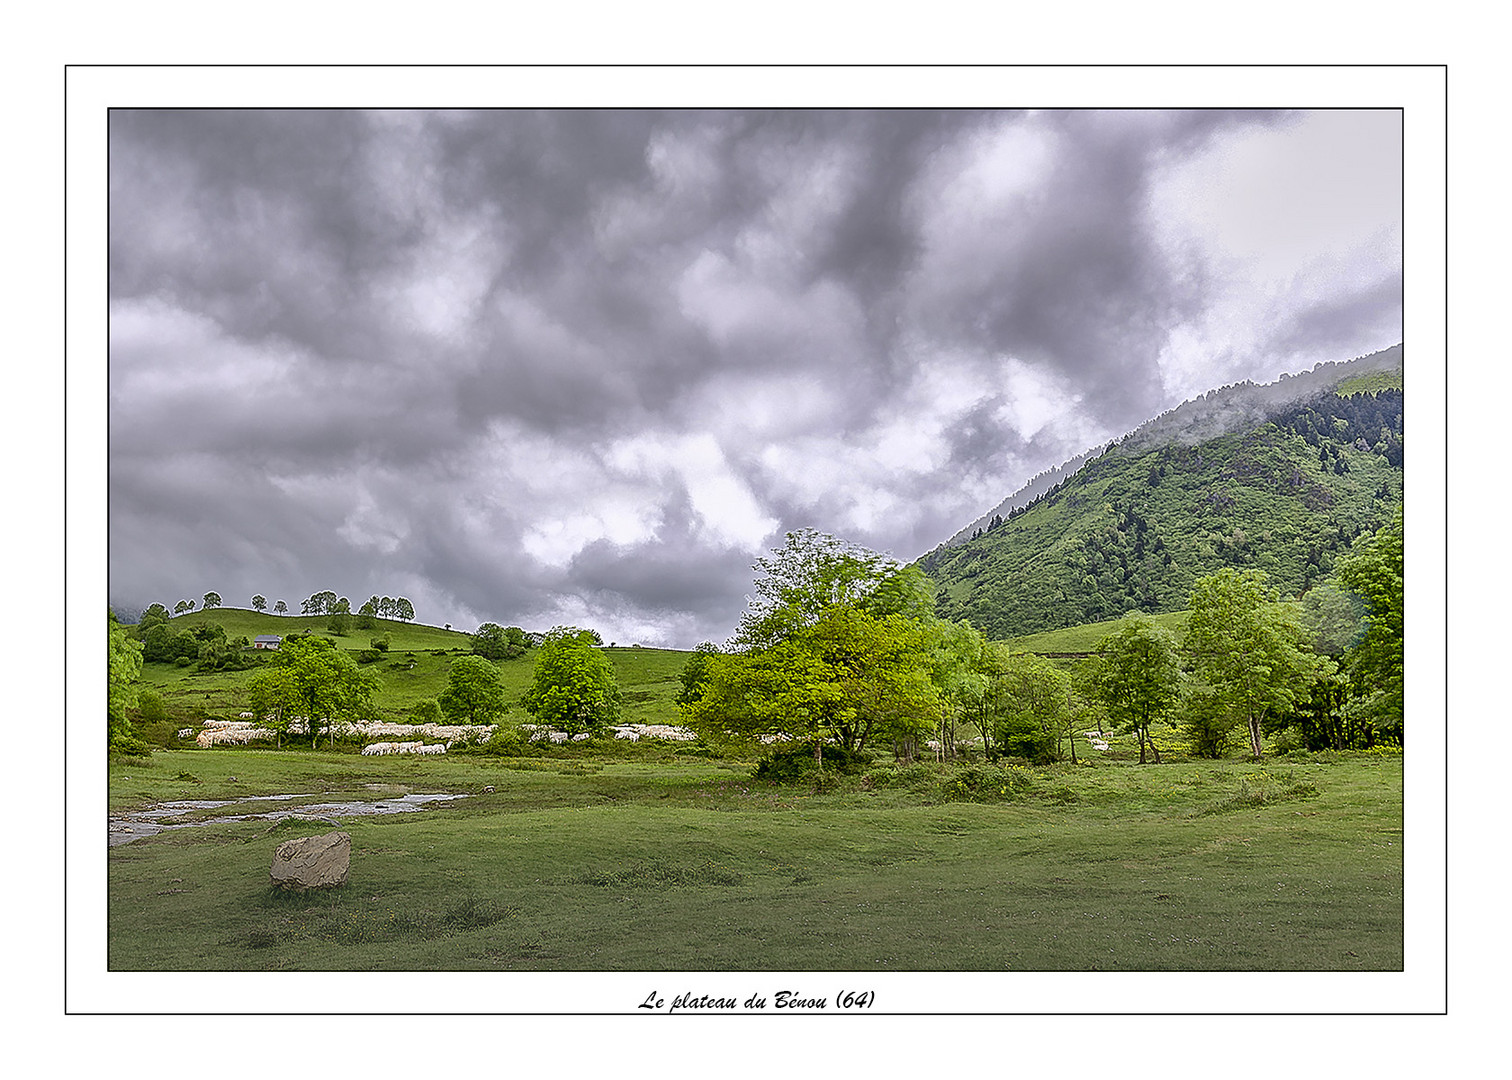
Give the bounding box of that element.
[133,608,690,728]
[107,747,1403,972]
[1002,610,1189,655]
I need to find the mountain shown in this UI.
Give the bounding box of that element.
[945,448,1099,547]
[917,346,1404,640]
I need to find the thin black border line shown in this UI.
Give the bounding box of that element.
[77,65,1446,1016]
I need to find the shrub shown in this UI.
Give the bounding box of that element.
[109,731,153,757]
[994,715,1058,764]
[935,762,1037,803]
[478,725,529,756]
[752,741,871,784]
[137,689,168,726]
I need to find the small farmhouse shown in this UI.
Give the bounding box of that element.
[253,635,282,650]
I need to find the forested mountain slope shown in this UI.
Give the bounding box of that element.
[918,351,1404,640]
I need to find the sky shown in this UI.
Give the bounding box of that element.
[107,107,1403,648]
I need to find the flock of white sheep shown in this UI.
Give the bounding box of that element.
[188,715,700,752]
[360,740,447,756]
[190,717,1114,754]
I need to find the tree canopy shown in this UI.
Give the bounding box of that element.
[1089,614,1182,764]
[108,612,144,750]
[521,627,622,735]
[471,622,528,661]
[246,634,378,747]
[1184,568,1321,758]
[684,531,944,764]
[438,655,511,726]
[1333,507,1403,737]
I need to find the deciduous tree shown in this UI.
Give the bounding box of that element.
[108,612,144,749]
[1184,569,1321,758]
[685,532,943,767]
[471,622,526,661]
[522,627,622,735]
[1333,507,1404,738]
[438,655,511,726]
[1089,614,1182,764]
[247,634,377,748]
[991,652,1073,764]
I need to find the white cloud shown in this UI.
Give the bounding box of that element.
[607,432,777,551]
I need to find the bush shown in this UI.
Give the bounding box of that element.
[109,731,154,757]
[935,762,1037,803]
[1182,689,1239,759]
[858,762,937,792]
[752,741,871,784]
[137,689,168,726]
[995,715,1058,764]
[477,725,530,757]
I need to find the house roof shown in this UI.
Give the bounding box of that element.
[254,635,282,643]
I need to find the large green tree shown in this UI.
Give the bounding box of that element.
[1088,614,1182,764]
[685,531,943,766]
[1333,507,1404,737]
[732,529,922,650]
[521,627,622,735]
[246,634,378,748]
[471,622,527,661]
[922,619,990,762]
[990,652,1075,764]
[438,655,511,726]
[1184,569,1322,758]
[108,612,145,750]
[675,642,722,708]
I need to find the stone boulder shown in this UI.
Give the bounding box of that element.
[269,831,351,891]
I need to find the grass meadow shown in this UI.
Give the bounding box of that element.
[107,745,1403,972]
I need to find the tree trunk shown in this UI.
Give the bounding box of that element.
[1248,713,1263,758]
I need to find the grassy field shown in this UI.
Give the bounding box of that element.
[107,745,1403,972]
[1002,610,1190,654]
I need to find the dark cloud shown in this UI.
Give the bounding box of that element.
[108,108,1402,646]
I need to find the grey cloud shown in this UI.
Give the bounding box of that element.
[108,108,1402,647]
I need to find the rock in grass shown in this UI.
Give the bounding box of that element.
[270,832,351,891]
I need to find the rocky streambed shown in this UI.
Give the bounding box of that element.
[108,786,467,846]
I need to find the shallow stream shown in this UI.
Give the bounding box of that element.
[108,787,467,846]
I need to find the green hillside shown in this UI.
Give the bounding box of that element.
[920,385,1403,639]
[129,608,691,729]
[153,607,470,651]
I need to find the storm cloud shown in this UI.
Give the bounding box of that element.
[108,108,1403,647]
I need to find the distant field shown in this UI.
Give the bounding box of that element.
[1334,371,1404,395]
[132,608,690,728]
[1003,610,1189,654]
